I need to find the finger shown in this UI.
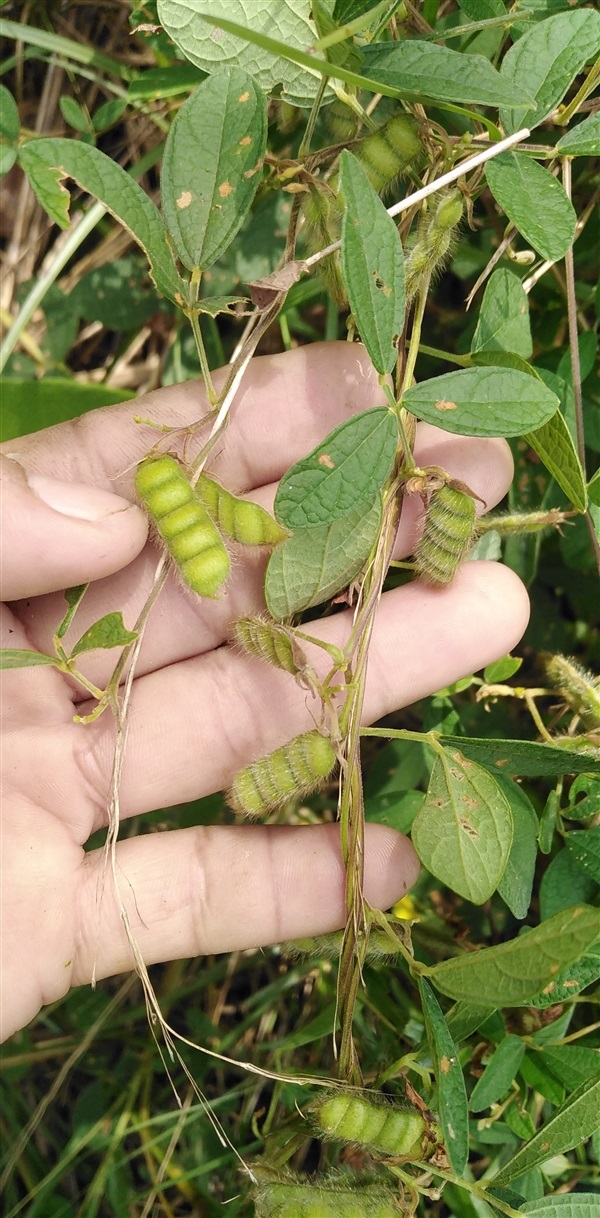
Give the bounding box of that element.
[18,427,513,690]
[0,454,148,600]
[72,823,420,984]
[3,343,383,497]
[63,561,529,824]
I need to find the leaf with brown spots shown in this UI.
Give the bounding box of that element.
[419,979,468,1176]
[160,67,266,271]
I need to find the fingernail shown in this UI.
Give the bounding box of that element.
[27,473,134,521]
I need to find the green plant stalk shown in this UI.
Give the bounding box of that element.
[187,275,218,406]
[0,18,133,80]
[298,73,330,158]
[401,1163,524,1218]
[556,59,600,127]
[314,0,397,51]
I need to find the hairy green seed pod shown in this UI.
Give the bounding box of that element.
[234,615,306,675]
[310,1090,426,1160]
[415,484,477,587]
[325,97,359,143]
[252,1167,403,1218]
[135,455,230,598]
[544,654,600,731]
[302,112,422,303]
[228,730,336,817]
[281,925,407,961]
[405,189,464,305]
[197,474,287,546]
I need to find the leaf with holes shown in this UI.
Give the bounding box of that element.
[265,497,382,619]
[411,748,513,905]
[274,408,397,530]
[429,905,600,1005]
[161,68,266,272]
[486,153,577,263]
[403,366,558,438]
[339,150,405,375]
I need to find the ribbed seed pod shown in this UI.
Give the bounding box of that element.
[253,1168,403,1218]
[234,615,304,675]
[135,455,230,598]
[282,925,407,961]
[404,189,464,305]
[228,730,336,817]
[302,112,422,304]
[544,654,600,731]
[325,96,359,143]
[415,484,477,587]
[197,474,287,546]
[310,1090,426,1160]
[477,508,574,536]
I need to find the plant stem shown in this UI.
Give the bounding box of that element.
[562,157,600,575]
[405,1163,524,1218]
[187,304,218,407]
[298,74,329,158]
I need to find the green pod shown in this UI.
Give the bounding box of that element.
[356,112,422,194]
[544,654,600,731]
[234,615,303,675]
[415,484,477,587]
[282,926,406,961]
[325,97,358,143]
[135,455,230,598]
[228,730,336,817]
[405,189,463,304]
[253,1168,403,1218]
[310,1090,426,1160]
[478,508,573,536]
[197,475,288,546]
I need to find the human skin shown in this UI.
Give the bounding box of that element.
[0,343,529,1042]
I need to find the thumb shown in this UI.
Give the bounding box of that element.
[0,455,148,600]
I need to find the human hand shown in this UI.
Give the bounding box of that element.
[0,343,529,1042]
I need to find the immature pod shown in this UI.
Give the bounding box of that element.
[309,1090,426,1161]
[325,96,359,143]
[135,455,230,598]
[197,474,287,546]
[415,484,478,587]
[228,730,336,817]
[477,508,574,536]
[544,654,600,731]
[404,189,464,305]
[252,1167,403,1218]
[234,615,305,675]
[282,925,407,961]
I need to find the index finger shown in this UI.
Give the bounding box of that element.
[2,343,384,495]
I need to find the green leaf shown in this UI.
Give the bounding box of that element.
[557,113,600,157]
[274,408,398,530]
[483,655,523,683]
[518,1051,565,1106]
[0,144,17,176]
[419,978,469,1176]
[437,734,600,777]
[92,98,127,132]
[411,748,513,905]
[429,905,600,1005]
[519,1197,600,1218]
[486,152,577,262]
[529,943,600,1009]
[360,40,534,108]
[471,269,532,360]
[496,775,538,920]
[566,776,600,822]
[195,295,250,317]
[0,83,19,142]
[540,849,599,920]
[264,497,382,619]
[127,64,207,102]
[0,378,135,443]
[403,366,559,438]
[524,407,588,512]
[70,613,138,657]
[499,9,600,135]
[59,95,90,133]
[565,830,600,885]
[538,1046,600,1092]
[0,649,57,669]
[160,68,267,272]
[339,150,405,375]
[445,1001,498,1044]
[71,256,162,330]
[493,1075,600,1185]
[156,0,326,107]
[469,1035,526,1113]
[56,585,89,640]
[18,138,186,304]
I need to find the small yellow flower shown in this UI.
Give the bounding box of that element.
[392,895,420,922]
